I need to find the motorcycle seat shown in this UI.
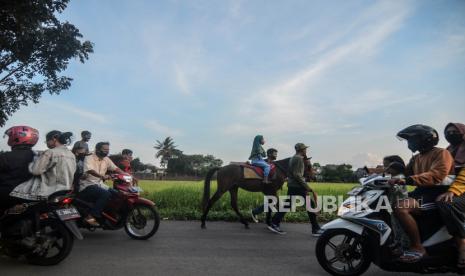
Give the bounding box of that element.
[47,190,72,201]
[73,197,95,208]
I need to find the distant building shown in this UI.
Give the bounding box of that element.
[134,166,167,180]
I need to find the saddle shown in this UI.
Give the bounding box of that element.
[239,163,276,180]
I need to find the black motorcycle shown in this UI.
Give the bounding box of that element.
[0,191,83,265]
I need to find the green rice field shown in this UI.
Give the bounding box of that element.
[138,180,359,223]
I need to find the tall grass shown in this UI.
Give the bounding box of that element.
[138,180,357,223]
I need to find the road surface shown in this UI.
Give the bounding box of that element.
[0,221,454,276]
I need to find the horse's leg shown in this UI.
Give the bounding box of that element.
[201,190,225,229]
[230,187,249,229]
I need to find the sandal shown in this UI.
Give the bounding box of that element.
[85,215,100,227]
[399,250,426,263]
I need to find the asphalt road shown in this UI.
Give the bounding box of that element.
[0,221,454,276]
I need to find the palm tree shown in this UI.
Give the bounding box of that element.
[154,137,179,168]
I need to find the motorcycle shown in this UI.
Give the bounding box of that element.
[0,191,82,265]
[74,173,160,240]
[315,174,463,275]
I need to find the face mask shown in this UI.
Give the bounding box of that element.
[96,150,108,158]
[446,133,463,146]
[407,139,420,153]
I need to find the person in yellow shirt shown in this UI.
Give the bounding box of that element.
[436,122,465,268]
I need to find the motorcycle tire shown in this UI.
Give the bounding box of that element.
[124,204,160,240]
[316,229,371,276]
[26,219,74,266]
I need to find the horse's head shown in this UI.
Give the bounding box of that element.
[274,155,315,181]
[303,155,316,181]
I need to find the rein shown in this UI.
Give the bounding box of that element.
[273,157,312,179]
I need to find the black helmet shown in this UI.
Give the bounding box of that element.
[397,124,439,153]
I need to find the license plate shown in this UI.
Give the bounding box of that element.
[56,208,81,221]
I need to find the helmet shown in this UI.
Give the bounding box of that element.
[397,124,438,153]
[4,126,39,147]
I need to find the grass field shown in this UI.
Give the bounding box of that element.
[138,180,358,223]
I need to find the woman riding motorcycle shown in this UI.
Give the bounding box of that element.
[9,130,76,201]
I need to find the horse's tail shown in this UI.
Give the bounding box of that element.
[202,167,220,210]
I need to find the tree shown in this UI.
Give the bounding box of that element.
[312,162,322,172]
[130,158,147,172]
[154,137,180,168]
[320,164,355,182]
[0,0,93,126]
[167,153,223,177]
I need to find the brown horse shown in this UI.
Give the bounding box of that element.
[201,157,313,229]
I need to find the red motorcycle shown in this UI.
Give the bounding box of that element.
[74,173,160,240]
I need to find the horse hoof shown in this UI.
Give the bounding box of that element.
[201,224,206,229]
[244,224,250,229]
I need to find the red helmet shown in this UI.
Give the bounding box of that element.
[4,126,39,147]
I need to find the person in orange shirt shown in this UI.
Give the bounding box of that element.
[389,124,454,263]
[436,122,465,268]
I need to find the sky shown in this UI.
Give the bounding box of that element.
[1,0,465,168]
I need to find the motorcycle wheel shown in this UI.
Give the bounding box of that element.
[26,219,74,266]
[316,229,371,276]
[124,204,160,240]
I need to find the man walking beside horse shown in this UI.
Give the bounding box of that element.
[268,143,323,236]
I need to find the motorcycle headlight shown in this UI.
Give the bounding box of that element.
[123,175,133,182]
[337,203,354,217]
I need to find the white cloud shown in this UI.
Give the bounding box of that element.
[174,63,191,95]
[326,90,426,116]
[350,152,384,168]
[419,32,465,69]
[144,120,183,137]
[46,101,107,124]
[141,23,211,97]
[227,1,411,137]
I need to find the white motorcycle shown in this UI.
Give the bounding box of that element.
[315,174,462,275]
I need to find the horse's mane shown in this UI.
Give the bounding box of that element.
[273,156,312,177]
[274,158,291,174]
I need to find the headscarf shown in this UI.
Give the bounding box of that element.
[445,122,465,167]
[249,135,266,160]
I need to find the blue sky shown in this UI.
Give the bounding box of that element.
[1,0,465,168]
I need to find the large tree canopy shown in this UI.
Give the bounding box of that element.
[167,154,223,177]
[320,164,355,183]
[0,0,93,126]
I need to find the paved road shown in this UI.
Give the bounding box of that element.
[0,221,454,276]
